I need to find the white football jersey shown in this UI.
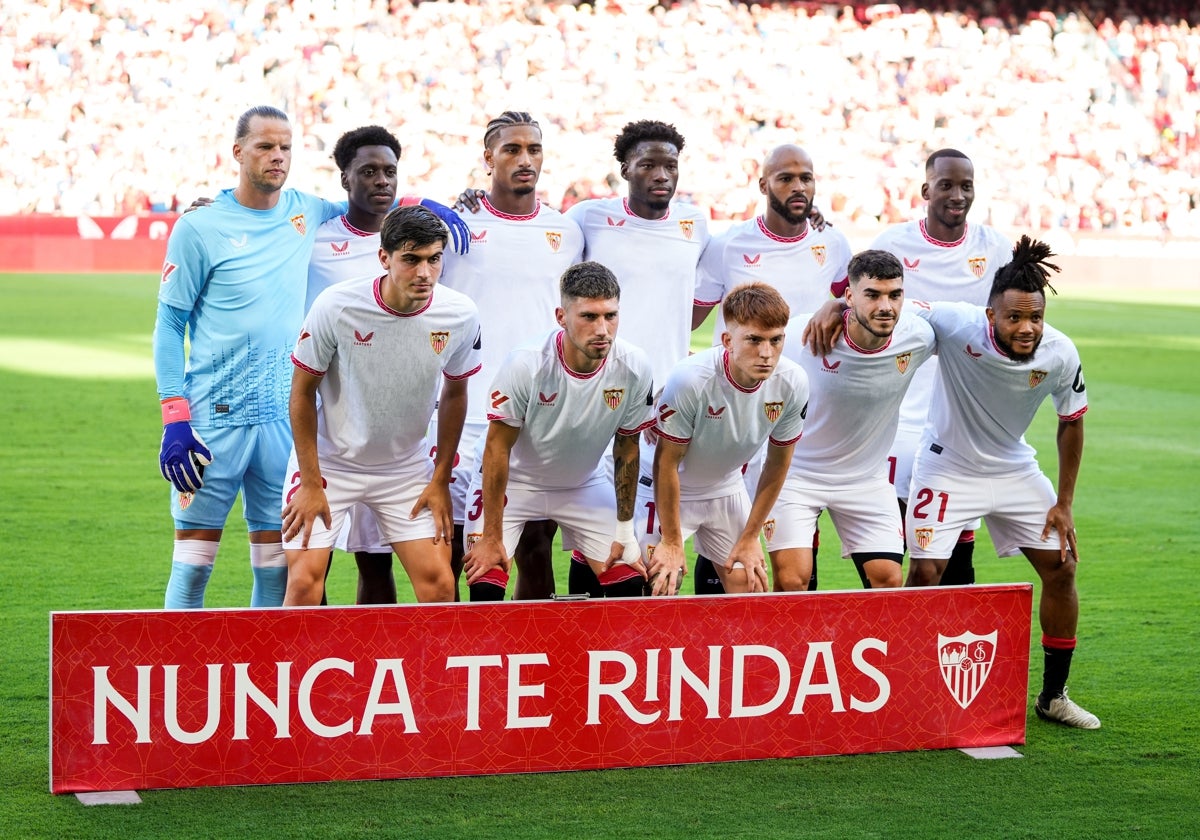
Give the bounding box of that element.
[785,310,935,483]
[565,197,710,387]
[486,330,655,491]
[307,215,383,313]
[293,280,482,471]
[695,216,851,341]
[912,300,1088,475]
[440,196,584,426]
[655,346,808,501]
[871,220,1014,434]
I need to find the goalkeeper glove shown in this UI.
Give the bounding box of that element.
[158,398,212,493]
[402,196,471,255]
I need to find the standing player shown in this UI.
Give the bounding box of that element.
[155,106,344,609]
[155,107,471,609]
[767,251,934,591]
[564,120,711,594]
[461,262,655,600]
[905,236,1098,729]
[691,144,852,592]
[282,205,481,606]
[644,283,808,596]
[305,125,404,605]
[867,149,1013,586]
[440,111,585,600]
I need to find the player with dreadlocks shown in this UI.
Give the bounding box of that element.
[903,235,1100,728]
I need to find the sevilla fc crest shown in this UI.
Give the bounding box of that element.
[678,220,694,240]
[430,331,450,354]
[545,231,562,252]
[810,244,826,266]
[1029,369,1048,388]
[762,519,776,541]
[895,352,912,374]
[290,214,307,236]
[465,532,482,550]
[603,388,625,410]
[913,526,934,551]
[968,256,987,278]
[763,401,783,422]
[937,630,997,709]
[179,491,194,510]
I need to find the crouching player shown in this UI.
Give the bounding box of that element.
[461,262,655,600]
[906,236,1099,728]
[281,205,482,604]
[644,282,809,595]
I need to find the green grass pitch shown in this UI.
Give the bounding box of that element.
[0,273,1196,837]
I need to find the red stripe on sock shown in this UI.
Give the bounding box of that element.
[477,568,509,589]
[598,565,641,586]
[956,530,976,544]
[570,550,587,565]
[1041,634,1077,650]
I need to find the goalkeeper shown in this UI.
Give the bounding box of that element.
[154,105,469,609]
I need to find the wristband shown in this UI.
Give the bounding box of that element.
[614,519,637,545]
[161,397,191,425]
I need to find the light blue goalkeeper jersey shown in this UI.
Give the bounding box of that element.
[157,188,342,427]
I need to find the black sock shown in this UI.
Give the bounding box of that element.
[1041,640,1075,701]
[940,534,976,586]
[693,555,726,595]
[469,581,506,602]
[603,577,645,598]
[808,539,819,591]
[569,556,604,598]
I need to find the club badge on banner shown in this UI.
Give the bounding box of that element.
[51,585,1032,793]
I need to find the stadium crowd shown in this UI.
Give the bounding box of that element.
[4,0,1199,236]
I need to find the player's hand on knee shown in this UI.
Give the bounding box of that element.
[281,485,330,549]
[1041,502,1078,563]
[647,543,686,596]
[412,482,454,544]
[746,561,769,593]
[453,187,484,214]
[463,537,508,584]
[606,519,644,573]
[158,400,212,493]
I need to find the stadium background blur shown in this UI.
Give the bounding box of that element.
[5,0,1199,244]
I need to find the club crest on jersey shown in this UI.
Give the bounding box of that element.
[603,388,625,410]
[810,244,826,266]
[470,229,487,243]
[465,532,482,550]
[290,214,307,236]
[968,256,987,278]
[178,491,194,510]
[763,401,784,422]
[895,352,912,374]
[678,220,694,240]
[762,519,776,541]
[1029,369,1048,388]
[160,262,177,284]
[331,241,350,254]
[545,231,562,252]
[430,331,450,354]
[914,526,934,550]
[938,630,997,709]
[743,253,761,266]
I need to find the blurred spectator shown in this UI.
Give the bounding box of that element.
[2,0,1197,236]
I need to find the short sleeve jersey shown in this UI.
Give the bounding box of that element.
[565,197,710,386]
[486,330,656,491]
[695,216,851,341]
[912,300,1088,475]
[292,280,482,471]
[785,310,935,483]
[306,215,382,313]
[870,220,1014,434]
[439,196,584,426]
[159,188,343,427]
[655,347,809,501]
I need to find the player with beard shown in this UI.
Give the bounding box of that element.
[768,250,933,591]
[691,144,851,592]
[462,263,655,601]
[440,111,584,599]
[904,236,1098,729]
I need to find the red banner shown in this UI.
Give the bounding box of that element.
[0,214,176,272]
[51,585,1031,793]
